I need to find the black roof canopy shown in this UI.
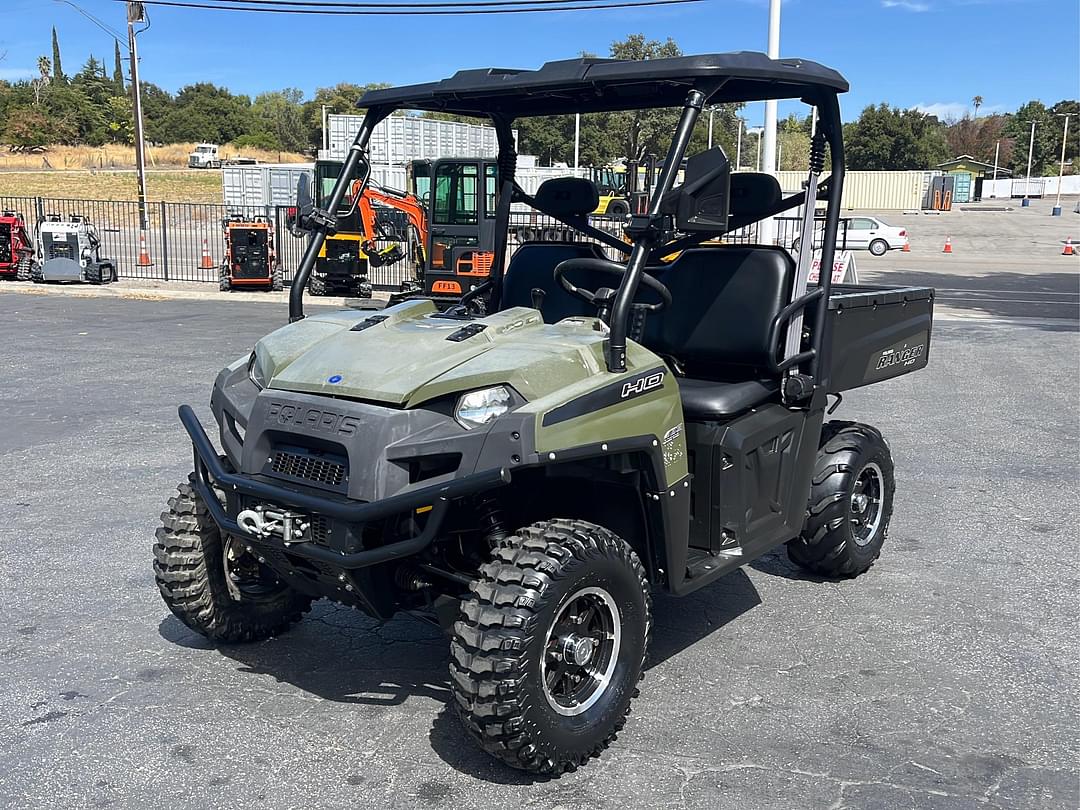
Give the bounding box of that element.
[357,52,848,118]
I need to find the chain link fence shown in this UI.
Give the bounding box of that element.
[1,195,844,290]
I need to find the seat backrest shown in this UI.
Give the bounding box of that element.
[500,241,609,322]
[643,246,794,378]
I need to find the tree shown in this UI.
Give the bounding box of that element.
[972,95,983,118]
[165,83,252,143]
[113,41,125,94]
[1003,101,1058,176]
[51,27,64,82]
[103,95,134,144]
[138,81,174,144]
[3,107,51,150]
[946,114,1010,165]
[1049,99,1079,174]
[604,34,683,163]
[251,88,306,152]
[844,104,949,170]
[34,56,51,105]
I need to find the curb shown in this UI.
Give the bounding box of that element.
[0,281,390,306]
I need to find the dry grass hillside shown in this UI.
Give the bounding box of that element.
[0,170,224,204]
[0,142,307,171]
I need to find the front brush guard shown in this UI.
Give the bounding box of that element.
[179,404,511,570]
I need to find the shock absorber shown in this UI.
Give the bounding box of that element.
[476,496,509,548]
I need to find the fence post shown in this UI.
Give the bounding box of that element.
[159,200,170,281]
[35,196,45,225]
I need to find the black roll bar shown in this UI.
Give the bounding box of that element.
[808,93,845,386]
[288,105,390,323]
[607,88,706,373]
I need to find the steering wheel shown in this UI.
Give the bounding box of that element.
[554,257,672,315]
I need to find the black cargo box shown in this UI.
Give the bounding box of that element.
[825,284,934,392]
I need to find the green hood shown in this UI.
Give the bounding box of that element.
[256,300,610,407]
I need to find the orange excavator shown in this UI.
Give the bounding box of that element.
[354,181,428,275]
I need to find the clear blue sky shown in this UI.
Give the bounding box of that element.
[1,0,1077,122]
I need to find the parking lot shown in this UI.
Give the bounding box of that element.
[2,203,1078,808]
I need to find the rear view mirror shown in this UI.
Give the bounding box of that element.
[291,172,314,236]
[675,147,730,232]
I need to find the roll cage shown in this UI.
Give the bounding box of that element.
[291,52,848,389]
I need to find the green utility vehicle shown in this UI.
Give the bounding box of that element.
[155,53,934,774]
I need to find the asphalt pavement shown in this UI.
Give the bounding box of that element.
[0,293,1077,809]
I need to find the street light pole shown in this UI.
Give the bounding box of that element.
[760,0,781,243]
[1022,120,1036,207]
[127,1,148,229]
[1052,113,1073,216]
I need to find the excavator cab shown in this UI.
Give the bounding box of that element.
[422,158,499,300]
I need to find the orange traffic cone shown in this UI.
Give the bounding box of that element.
[942,236,953,254]
[1064,238,1075,256]
[137,230,153,266]
[902,241,911,253]
[199,237,215,269]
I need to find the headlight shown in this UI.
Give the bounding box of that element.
[455,385,512,430]
[248,348,270,389]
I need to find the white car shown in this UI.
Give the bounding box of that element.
[793,216,908,257]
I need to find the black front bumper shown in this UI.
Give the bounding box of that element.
[180,404,510,570]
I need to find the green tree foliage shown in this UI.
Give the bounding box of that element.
[844,104,949,170]
[945,114,1011,166]
[113,41,125,94]
[164,83,253,143]
[3,107,51,150]
[138,81,175,144]
[251,88,307,152]
[51,27,64,82]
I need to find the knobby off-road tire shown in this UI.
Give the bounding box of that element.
[154,473,312,642]
[787,421,895,577]
[308,274,328,296]
[271,264,283,292]
[450,519,651,774]
[218,263,231,292]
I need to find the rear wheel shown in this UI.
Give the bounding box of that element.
[271,264,283,291]
[308,274,328,296]
[788,422,895,577]
[606,200,630,218]
[218,263,231,292]
[154,473,312,642]
[450,519,650,774]
[869,239,889,257]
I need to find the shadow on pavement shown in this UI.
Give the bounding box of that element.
[863,268,1079,329]
[158,567,763,785]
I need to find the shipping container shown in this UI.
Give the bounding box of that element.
[222,163,314,209]
[326,114,517,164]
[776,170,929,210]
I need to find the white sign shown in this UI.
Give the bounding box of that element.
[808,250,858,284]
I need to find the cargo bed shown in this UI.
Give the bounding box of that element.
[825,284,934,392]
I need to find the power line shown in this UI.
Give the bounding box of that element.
[111,0,699,14]
[124,0,666,6]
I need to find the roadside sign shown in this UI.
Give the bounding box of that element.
[808,249,858,284]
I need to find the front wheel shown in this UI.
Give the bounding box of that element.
[788,422,895,577]
[450,519,650,774]
[16,253,33,281]
[154,473,312,642]
[869,239,889,257]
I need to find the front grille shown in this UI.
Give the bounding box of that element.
[310,515,331,545]
[271,449,346,487]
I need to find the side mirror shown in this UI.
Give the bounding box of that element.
[674,147,730,232]
[291,172,314,237]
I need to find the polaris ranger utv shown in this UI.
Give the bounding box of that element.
[155,53,934,775]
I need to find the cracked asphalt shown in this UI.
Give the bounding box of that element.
[0,292,1077,809]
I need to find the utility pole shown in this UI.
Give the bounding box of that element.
[574,113,580,173]
[127,1,148,229]
[736,119,743,171]
[321,105,330,154]
[1052,113,1073,217]
[1022,120,1035,207]
[760,0,781,243]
